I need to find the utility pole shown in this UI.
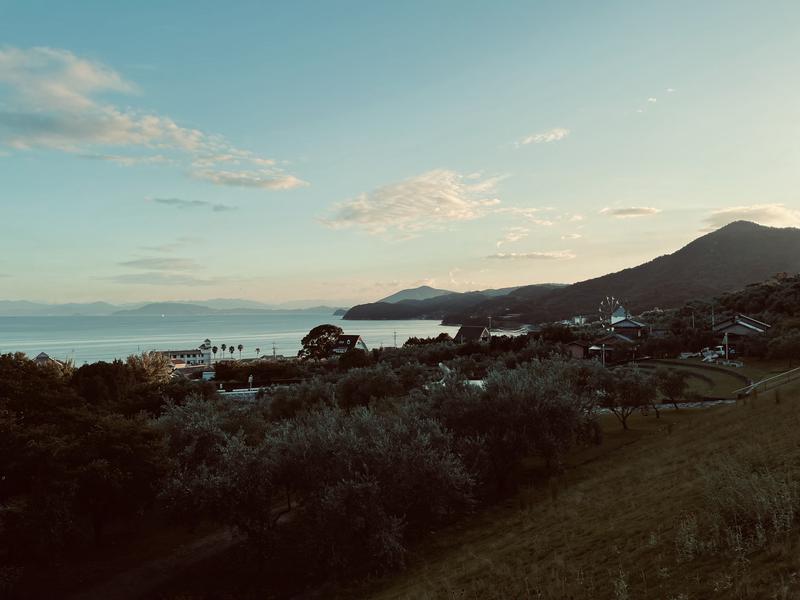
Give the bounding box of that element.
[393,330,397,348]
[272,342,277,360]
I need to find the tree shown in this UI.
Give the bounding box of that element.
[229,344,235,359]
[768,330,800,368]
[600,368,656,430]
[71,412,166,544]
[238,344,244,359]
[338,348,373,371]
[656,368,689,410]
[124,351,172,385]
[212,346,218,363]
[335,364,402,408]
[428,363,596,490]
[255,347,261,358]
[221,344,227,360]
[299,324,343,361]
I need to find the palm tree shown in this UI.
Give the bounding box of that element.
[221,344,227,360]
[229,344,235,359]
[212,346,218,363]
[237,343,244,359]
[255,347,261,358]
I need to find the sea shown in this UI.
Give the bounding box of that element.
[0,312,460,365]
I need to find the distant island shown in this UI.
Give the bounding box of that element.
[0,298,351,317]
[113,302,344,317]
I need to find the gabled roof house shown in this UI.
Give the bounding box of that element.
[332,334,369,354]
[713,314,770,337]
[454,326,491,344]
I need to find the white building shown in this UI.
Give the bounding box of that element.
[160,348,210,366]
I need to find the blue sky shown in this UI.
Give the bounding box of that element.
[1,0,799,304]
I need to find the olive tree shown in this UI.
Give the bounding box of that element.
[298,324,343,361]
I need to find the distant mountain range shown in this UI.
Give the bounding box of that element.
[113,303,345,316]
[0,300,125,316]
[0,299,347,317]
[344,221,800,324]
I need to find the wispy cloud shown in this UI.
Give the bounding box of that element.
[494,206,554,226]
[322,169,502,236]
[487,250,575,260]
[705,204,800,229]
[118,257,199,271]
[600,206,661,218]
[516,127,570,147]
[0,46,304,189]
[561,233,582,240]
[148,197,237,212]
[79,153,172,166]
[496,226,529,248]
[103,272,220,286]
[192,169,308,190]
[139,236,199,254]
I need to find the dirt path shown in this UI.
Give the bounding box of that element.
[67,529,238,600]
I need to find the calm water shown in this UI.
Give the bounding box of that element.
[0,312,459,364]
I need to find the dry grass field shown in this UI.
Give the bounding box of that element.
[344,382,800,600]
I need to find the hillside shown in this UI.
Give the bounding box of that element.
[449,221,800,324]
[378,285,454,303]
[348,384,800,600]
[344,285,560,320]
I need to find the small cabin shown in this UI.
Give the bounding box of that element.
[566,341,591,359]
[454,326,491,344]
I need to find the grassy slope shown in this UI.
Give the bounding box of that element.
[348,384,800,600]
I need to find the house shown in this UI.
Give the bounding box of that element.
[332,334,369,355]
[33,352,63,367]
[454,326,491,343]
[610,306,628,325]
[566,341,591,359]
[160,348,209,366]
[589,332,638,364]
[610,317,648,339]
[713,314,771,337]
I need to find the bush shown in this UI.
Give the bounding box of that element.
[427,361,599,490]
[335,364,402,408]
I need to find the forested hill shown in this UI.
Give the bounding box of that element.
[343,285,561,320]
[346,222,800,324]
[377,285,454,303]
[453,220,800,323]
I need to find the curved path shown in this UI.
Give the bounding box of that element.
[67,529,237,600]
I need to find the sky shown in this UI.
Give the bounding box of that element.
[1,0,799,305]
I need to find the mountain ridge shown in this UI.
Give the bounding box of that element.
[345,221,800,324]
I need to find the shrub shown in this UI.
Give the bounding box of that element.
[335,363,402,408]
